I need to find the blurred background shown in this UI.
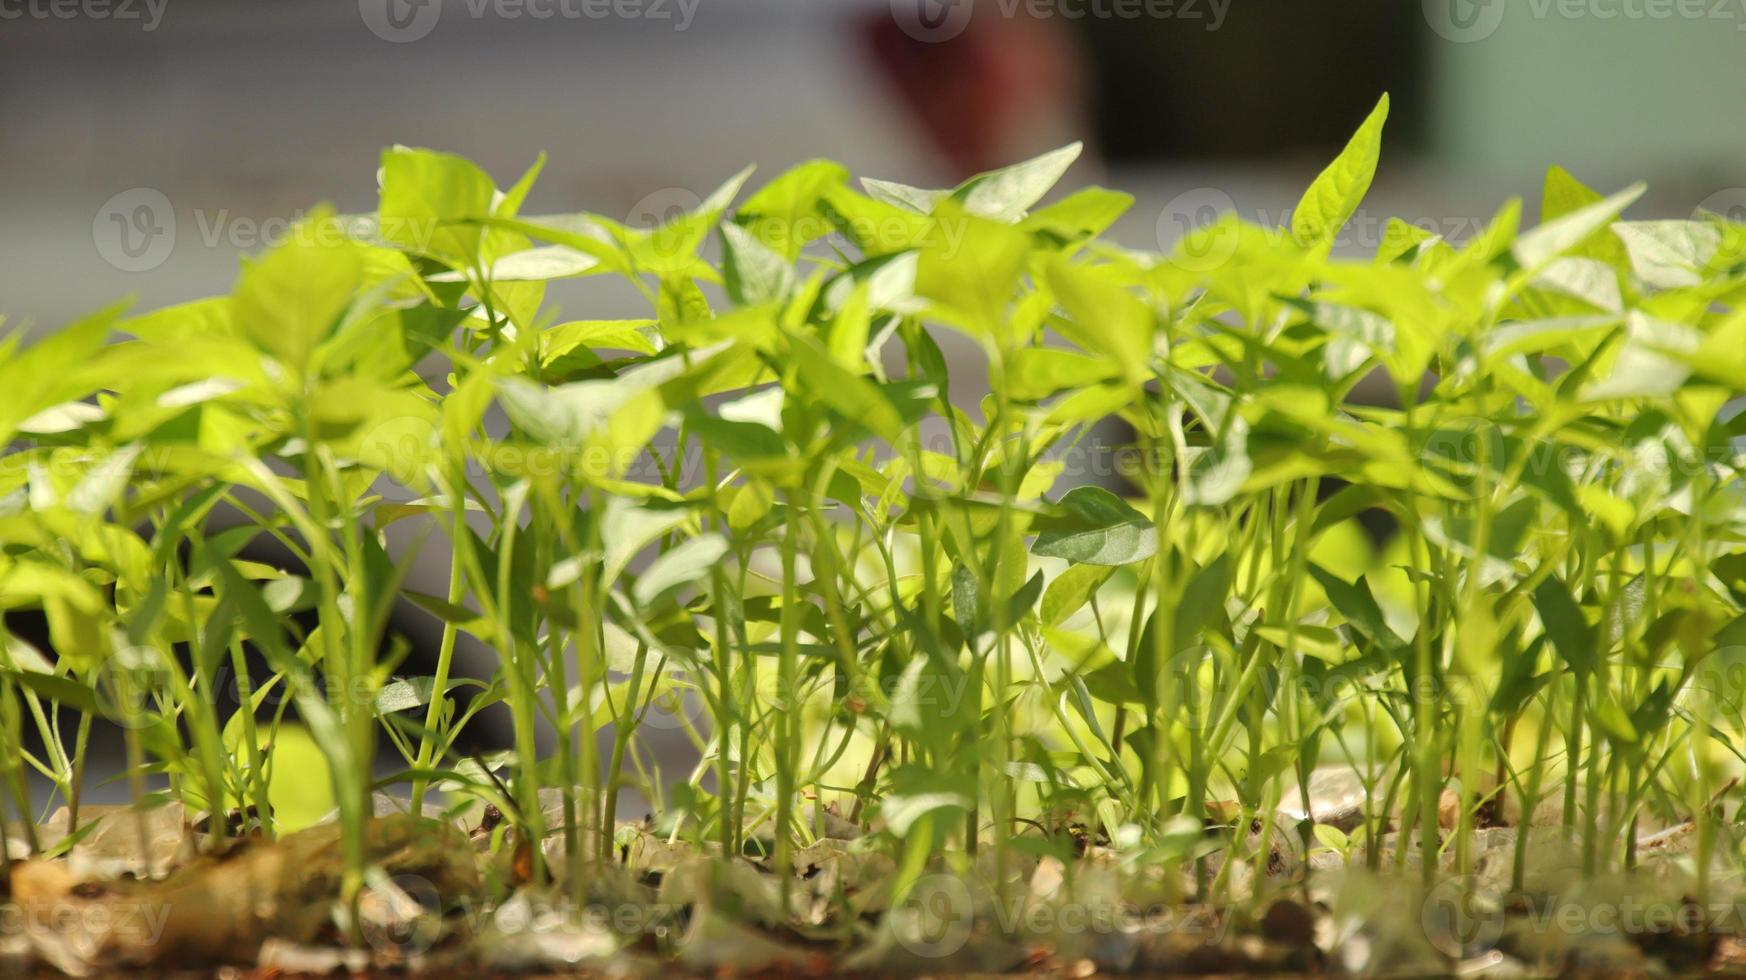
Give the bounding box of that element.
[5,0,1746,331]
[5,0,1746,809]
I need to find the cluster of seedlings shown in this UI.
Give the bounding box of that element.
[5,96,1746,974]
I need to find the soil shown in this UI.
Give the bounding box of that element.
[6,777,1744,978]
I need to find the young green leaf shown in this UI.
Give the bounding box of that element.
[1292,94,1389,248]
[1532,574,1595,675]
[1033,486,1157,566]
[1515,183,1647,272]
[1307,563,1402,650]
[233,213,367,374]
[783,333,906,443]
[378,146,498,265]
[953,142,1083,223]
[1043,256,1154,377]
[1041,563,1114,627]
[634,533,730,608]
[1612,220,1722,289]
[721,223,796,305]
[1006,347,1123,401]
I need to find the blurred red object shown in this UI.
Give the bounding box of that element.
[860,1,1090,179]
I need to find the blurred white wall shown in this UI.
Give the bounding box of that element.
[5,2,1744,333]
[0,1,936,329]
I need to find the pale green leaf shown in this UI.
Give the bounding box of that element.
[634,534,730,607]
[1292,95,1389,248]
[1515,183,1646,272]
[1033,486,1157,566]
[954,142,1083,223]
[1612,220,1722,290]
